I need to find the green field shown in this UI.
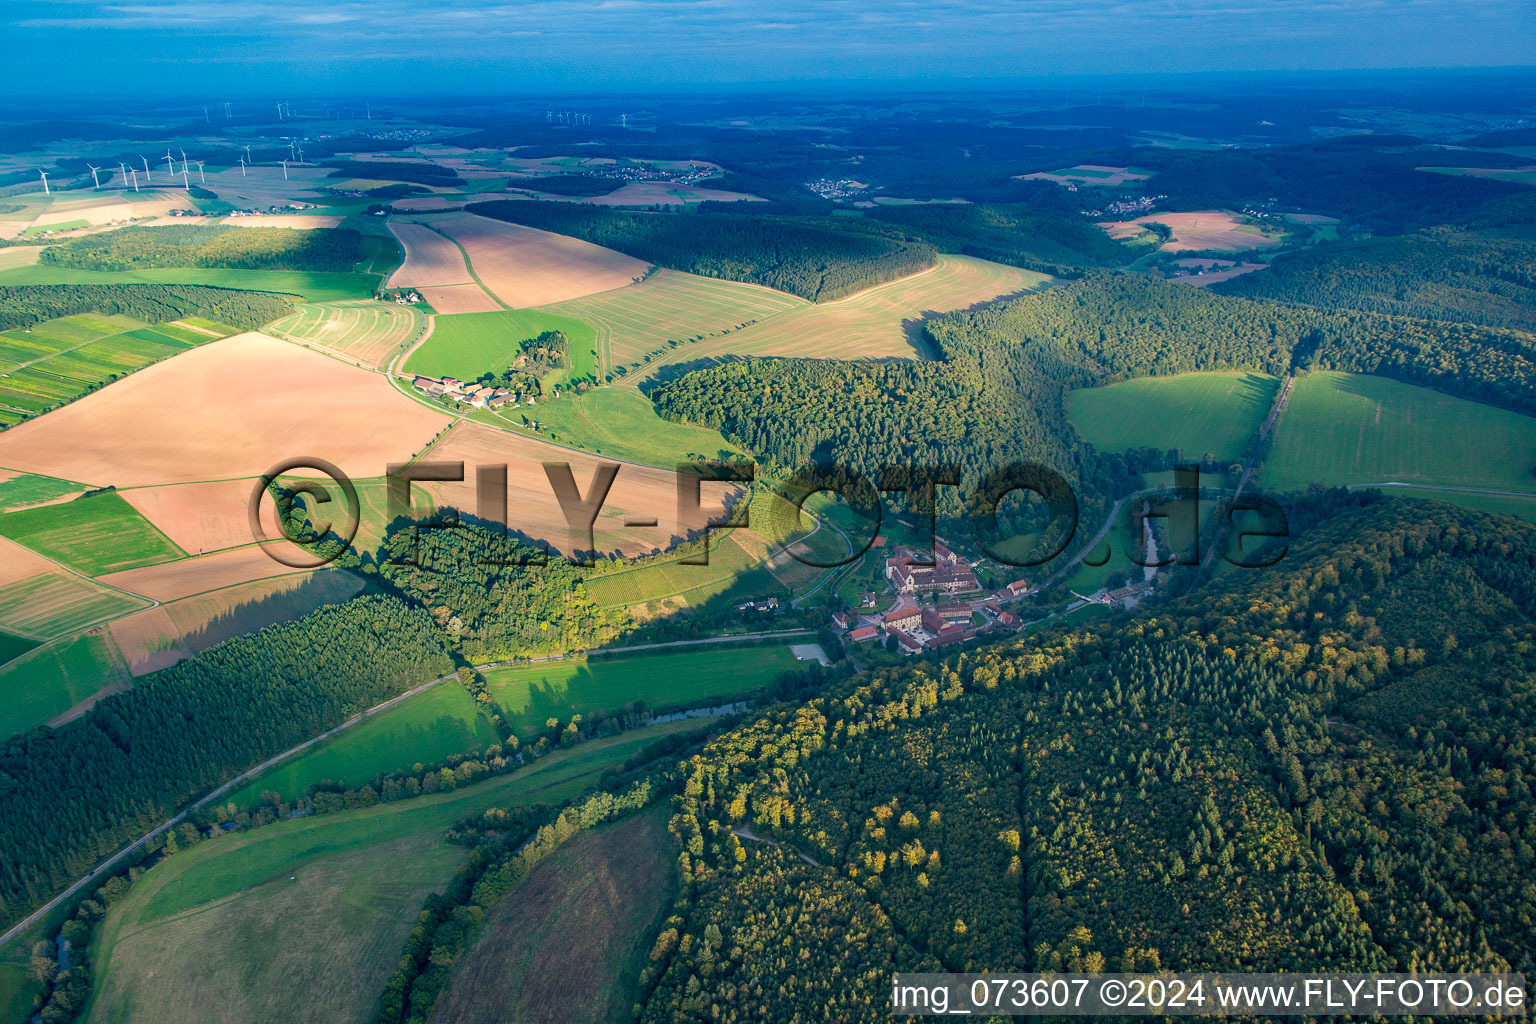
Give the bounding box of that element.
[402,308,598,383]
[224,680,499,806]
[1367,486,1536,524]
[487,387,740,467]
[485,643,803,734]
[82,722,700,1024]
[0,963,40,1024]
[0,472,84,512]
[0,632,130,740]
[1264,372,1536,494]
[0,264,378,302]
[536,267,808,378]
[0,631,37,665]
[0,491,184,575]
[1067,371,1280,461]
[431,806,676,1023]
[583,530,785,610]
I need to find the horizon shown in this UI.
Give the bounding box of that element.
[6,0,1535,97]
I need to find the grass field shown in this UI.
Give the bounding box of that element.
[431,806,677,1024]
[224,681,500,806]
[623,254,1050,387]
[0,314,212,428]
[1264,372,1536,494]
[0,963,39,1024]
[1376,486,1536,523]
[485,644,803,734]
[84,721,701,1024]
[0,537,151,640]
[0,490,184,575]
[402,308,598,383]
[1067,371,1280,461]
[0,471,84,511]
[535,267,807,378]
[0,632,130,740]
[583,530,785,611]
[0,631,37,665]
[0,264,377,302]
[263,300,424,368]
[487,387,739,466]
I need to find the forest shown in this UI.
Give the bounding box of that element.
[1214,229,1536,334]
[466,200,937,301]
[0,596,452,931]
[637,496,1536,1022]
[39,225,368,273]
[0,283,297,331]
[326,160,462,187]
[862,202,1131,276]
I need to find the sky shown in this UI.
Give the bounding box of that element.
[5,0,1535,96]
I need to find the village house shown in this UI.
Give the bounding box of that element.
[885,546,981,596]
[848,625,879,643]
[883,600,922,634]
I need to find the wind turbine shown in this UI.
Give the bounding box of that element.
[179,147,187,167]
[276,101,284,120]
[181,165,190,189]
[164,150,176,179]
[288,141,296,160]
[141,155,152,183]
[546,110,552,122]
[295,146,304,164]
[224,101,232,118]
[239,156,247,177]
[88,164,102,190]
[281,159,288,180]
[366,102,371,120]
[38,170,49,196]
[620,113,629,128]
[203,106,210,123]
[196,160,205,185]
[128,168,139,192]
[118,161,127,185]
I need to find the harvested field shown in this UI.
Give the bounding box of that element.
[97,543,315,601]
[0,536,149,640]
[418,282,502,313]
[119,478,287,555]
[577,181,764,205]
[418,421,735,558]
[430,808,676,1024]
[626,254,1049,386]
[1020,164,1152,186]
[536,267,806,375]
[1164,259,1268,287]
[263,300,425,367]
[30,195,182,229]
[0,332,451,487]
[1100,210,1283,252]
[197,165,333,208]
[389,195,466,212]
[108,570,364,675]
[0,247,42,272]
[423,211,650,307]
[219,215,343,230]
[387,222,474,287]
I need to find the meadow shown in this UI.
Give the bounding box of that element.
[486,387,740,467]
[402,308,598,382]
[623,254,1049,387]
[263,300,424,368]
[1263,371,1536,493]
[0,471,83,512]
[0,490,184,576]
[83,722,699,1024]
[535,267,807,378]
[582,531,785,611]
[223,681,499,805]
[430,806,675,1023]
[0,264,379,302]
[484,643,804,733]
[1067,371,1280,461]
[0,632,130,741]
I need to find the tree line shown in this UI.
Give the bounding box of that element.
[40,225,367,273]
[0,283,297,332]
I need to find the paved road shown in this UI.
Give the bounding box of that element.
[0,629,816,953]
